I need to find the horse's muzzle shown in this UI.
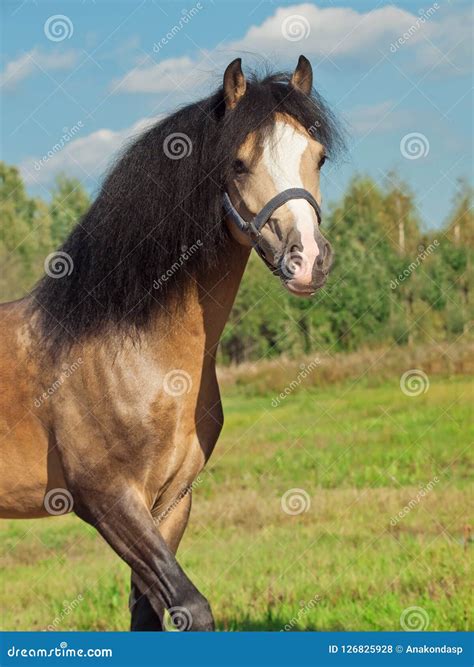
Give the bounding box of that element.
[223,186,333,296]
[280,232,333,296]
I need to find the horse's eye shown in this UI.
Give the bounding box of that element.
[319,155,326,169]
[233,159,248,175]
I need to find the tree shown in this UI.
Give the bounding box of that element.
[50,174,90,247]
[0,162,54,298]
[0,167,90,299]
[380,172,421,256]
[323,176,395,349]
[444,178,474,247]
[439,179,474,333]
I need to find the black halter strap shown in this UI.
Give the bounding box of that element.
[223,188,322,240]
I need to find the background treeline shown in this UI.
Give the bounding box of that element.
[1,161,472,364]
[223,173,473,363]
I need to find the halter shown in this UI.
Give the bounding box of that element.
[223,188,322,243]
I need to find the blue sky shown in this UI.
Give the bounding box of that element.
[1,0,472,228]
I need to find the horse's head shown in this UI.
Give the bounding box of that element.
[223,56,333,297]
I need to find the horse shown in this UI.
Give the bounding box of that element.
[0,55,343,631]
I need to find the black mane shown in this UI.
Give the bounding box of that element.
[32,69,344,352]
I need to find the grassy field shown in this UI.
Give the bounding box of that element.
[0,366,472,632]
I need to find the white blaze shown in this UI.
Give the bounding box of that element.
[262,121,319,285]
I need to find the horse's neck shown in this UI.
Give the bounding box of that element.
[151,242,251,366]
[198,243,251,356]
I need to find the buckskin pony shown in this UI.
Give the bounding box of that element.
[0,56,343,631]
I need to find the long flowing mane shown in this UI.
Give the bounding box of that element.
[32,68,344,352]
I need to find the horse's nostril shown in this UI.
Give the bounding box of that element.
[317,241,332,269]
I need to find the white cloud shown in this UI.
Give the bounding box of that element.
[230,4,415,59]
[230,2,472,70]
[111,55,210,94]
[412,10,472,76]
[113,3,471,94]
[20,117,157,187]
[0,48,78,88]
[17,3,471,188]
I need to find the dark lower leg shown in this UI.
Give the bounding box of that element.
[129,575,164,631]
[74,486,213,631]
[129,493,192,631]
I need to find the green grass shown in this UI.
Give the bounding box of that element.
[1,375,472,631]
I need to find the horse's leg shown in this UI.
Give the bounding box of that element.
[73,486,213,631]
[129,574,163,631]
[129,493,192,631]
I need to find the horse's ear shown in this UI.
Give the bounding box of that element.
[223,58,247,110]
[291,55,313,95]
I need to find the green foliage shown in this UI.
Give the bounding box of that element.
[0,163,90,300]
[50,174,90,246]
[444,178,474,247]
